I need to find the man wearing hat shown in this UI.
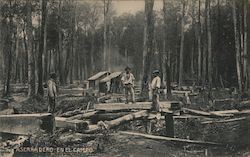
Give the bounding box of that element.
[121,66,135,103]
[47,73,58,114]
[151,70,161,112]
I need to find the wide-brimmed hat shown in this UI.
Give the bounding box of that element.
[152,70,160,74]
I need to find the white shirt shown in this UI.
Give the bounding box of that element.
[151,76,161,89]
[48,79,57,98]
[121,73,135,85]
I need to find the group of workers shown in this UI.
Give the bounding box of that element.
[121,66,161,112]
[47,67,162,114]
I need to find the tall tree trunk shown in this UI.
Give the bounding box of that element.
[178,1,185,87]
[103,0,111,70]
[14,32,20,83]
[197,0,202,82]
[90,29,95,74]
[243,0,248,90]
[163,0,171,96]
[207,0,212,87]
[2,2,14,97]
[37,0,47,96]
[141,0,154,99]
[232,0,242,92]
[58,0,64,84]
[26,0,36,97]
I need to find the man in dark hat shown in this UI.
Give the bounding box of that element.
[121,66,135,103]
[47,73,58,114]
[151,70,161,112]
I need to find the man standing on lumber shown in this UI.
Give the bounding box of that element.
[47,73,58,114]
[151,70,161,112]
[121,66,135,104]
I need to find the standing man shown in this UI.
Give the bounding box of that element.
[47,73,58,114]
[121,67,135,103]
[151,70,161,112]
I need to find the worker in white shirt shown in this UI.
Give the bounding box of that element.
[47,73,58,114]
[151,70,161,112]
[121,66,135,103]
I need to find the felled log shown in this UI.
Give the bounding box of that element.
[0,108,14,115]
[55,117,89,130]
[94,101,178,111]
[210,110,239,115]
[83,110,149,133]
[0,113,54,135]
[90,112,132,123]
[237,100,250,110]
[61,108,82,117]
[119,131,222,146]
[57,133,100,144]
[67,111,98,120]
[234,109,250,116]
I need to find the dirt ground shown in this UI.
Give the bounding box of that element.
[11,132,250,157]
[2,90,250,157]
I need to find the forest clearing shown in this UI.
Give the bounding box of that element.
[1,0,250,156]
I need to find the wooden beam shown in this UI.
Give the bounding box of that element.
[0,113,54,135]
[119,131,222,146]
[182,108,230,117]
[55,117,89,130]
[202,117,246,124]
[94,101,178,111]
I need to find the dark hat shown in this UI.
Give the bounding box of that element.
[152,70,160,74]
[125,66,131,71]
[50,72,57,79]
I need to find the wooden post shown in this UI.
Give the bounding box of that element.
[165,113,174,137]
[146,120,152,134]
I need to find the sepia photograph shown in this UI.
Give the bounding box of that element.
[0,0,250,156]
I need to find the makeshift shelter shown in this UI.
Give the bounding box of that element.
[88,71,109,90]
[99,72,123,93]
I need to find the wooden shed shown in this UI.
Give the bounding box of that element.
[88,71,109,90]
[99,71,123,93]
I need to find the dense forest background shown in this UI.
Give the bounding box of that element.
[0,0,250,98]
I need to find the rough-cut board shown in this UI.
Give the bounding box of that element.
[0,113,54,135]
[119,131,222,146]
[55,117,89,130]
[182,108,231,117]
[94,101,178,111]
[202,117,246,124]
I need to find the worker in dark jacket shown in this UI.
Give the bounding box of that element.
[47,73,57,114]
